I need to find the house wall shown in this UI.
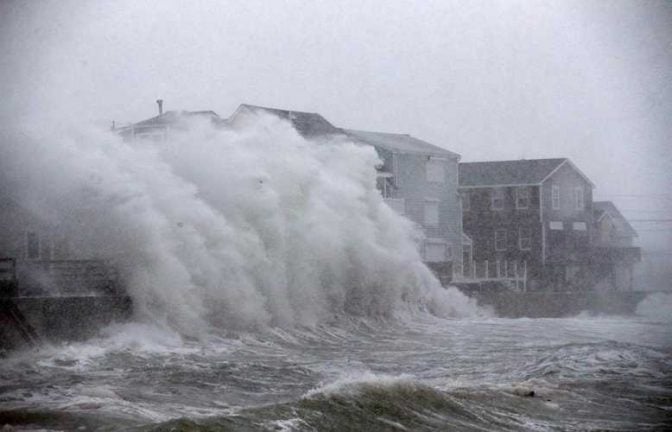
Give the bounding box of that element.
[595,217,635,248]
[461,185,543,279]
[541,162,594,264]
[384,151,462,272]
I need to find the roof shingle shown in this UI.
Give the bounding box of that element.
[345,129,459,158]
[459,158,567,187]
[594,201,638,238]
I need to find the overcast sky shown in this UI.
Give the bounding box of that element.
[1,0,671,250]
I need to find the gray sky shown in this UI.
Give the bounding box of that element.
[1,0,671,251]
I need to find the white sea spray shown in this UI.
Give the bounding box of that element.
[0,114,484,337]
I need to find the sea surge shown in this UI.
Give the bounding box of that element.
[0,114,483,337]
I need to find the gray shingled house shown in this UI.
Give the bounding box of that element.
[459,158,595,290]
[459,158,640,291]
[343,129,463,283]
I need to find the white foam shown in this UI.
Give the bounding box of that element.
[636,292,672,323]
[1,114,485,337]
[304,371,417,398]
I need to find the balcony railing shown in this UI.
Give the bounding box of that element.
[454,259,528,291]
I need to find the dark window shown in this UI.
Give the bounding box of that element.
[495,229,507,251]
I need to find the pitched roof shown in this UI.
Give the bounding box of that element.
[593,201,638,238]
[231,104,344,137]
[459,158,574,187]
[116,110,223,134]
[344,129,459,159]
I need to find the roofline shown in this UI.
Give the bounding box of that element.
[596,211,611,223]
[234,103,321,117]
[459,183,540,189]
[540,159,595,188]
[345,129,460,159]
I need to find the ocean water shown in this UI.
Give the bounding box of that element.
[1,302,671,431]
[1,115,671,430]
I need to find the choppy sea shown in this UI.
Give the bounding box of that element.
[1,293,671,431]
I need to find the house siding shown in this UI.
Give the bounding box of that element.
[541,162,593,265]
[461,186,542,278]
[384,151,462,273]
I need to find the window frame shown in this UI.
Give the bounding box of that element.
[515,187,530,210]
[518,227,532,250]
[552,185,560,210]
[549,221,564,230]
[423,199,440,227]
[425,158,445,183]
[491,188,504,211]
[574,187,584,211]
[494,229,507,251]
[572,221,587,231]
[424,240,447,262]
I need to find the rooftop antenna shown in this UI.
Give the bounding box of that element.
[156,99,164,116]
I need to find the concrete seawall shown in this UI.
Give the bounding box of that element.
[1,295,131,350]
[456,283,651,318]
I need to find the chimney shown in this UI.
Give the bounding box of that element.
[156,99,164,116]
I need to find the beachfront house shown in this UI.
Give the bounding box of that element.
[591,201,641,290]
[459,158,596,290]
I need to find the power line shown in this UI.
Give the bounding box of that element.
[629,219,672,222]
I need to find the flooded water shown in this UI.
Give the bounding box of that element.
[1,297,671,431]
[1,115,671,430]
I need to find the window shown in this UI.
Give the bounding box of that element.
[495,229,507,251]
[424,200,439,226]
[461,191,470,211]
[26,231,40,259]
[518,227,531,250]
[426,159,445,183]
[574,187,584,211]
[376,175,393,198]
[516,188,529,209]
[424,240,446,262]
[552,185,560,210]
[572,222,587,231]
[550,221,564,230]
[491,189,504,210]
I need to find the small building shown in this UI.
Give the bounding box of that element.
[591,201,641,290]
[459,158,596,290]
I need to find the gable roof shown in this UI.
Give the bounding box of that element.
[459,158,594,188]
[230,104,344,137]
[344,129,459,159]
[593,201,638,238]
[115,110,223,135]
